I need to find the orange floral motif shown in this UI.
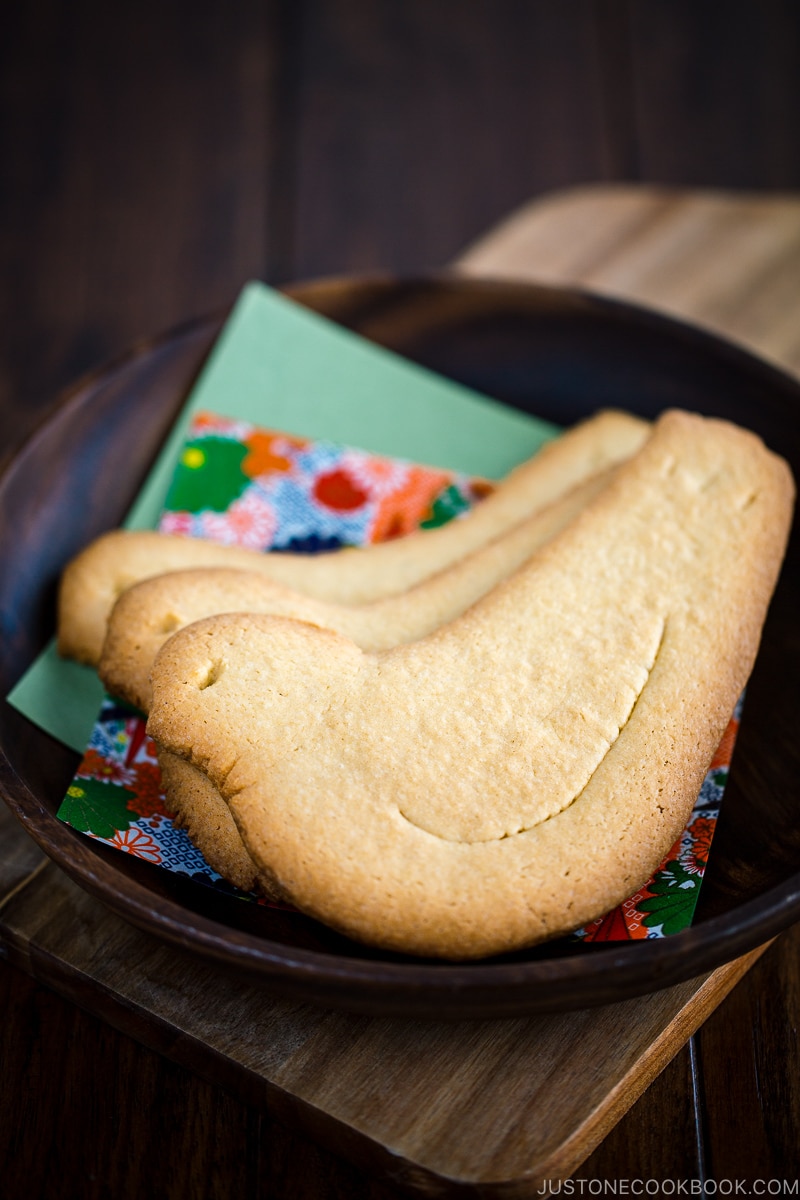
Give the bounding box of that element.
[369,466,454,542]
[192,411,221,430]
[109,827,162,863]
[191,410,248,436]
[709,716,739,771]
[77,748,133,787]
[242,430,307,478]
[126,760,173,821]
[686,815,716,871]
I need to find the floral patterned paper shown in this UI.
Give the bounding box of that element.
[159,411,488,551]
[58,411,737,941]
[60,698,216,880]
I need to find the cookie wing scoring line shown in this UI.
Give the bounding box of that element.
[397,615,667,845]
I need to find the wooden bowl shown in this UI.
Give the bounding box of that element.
[1,276,798,1019]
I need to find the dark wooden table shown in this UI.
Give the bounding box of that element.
[3,5,800,1196]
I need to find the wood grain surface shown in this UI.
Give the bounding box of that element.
[3,3,800,1196]
[4,1,800,453]
[457,186,800,375]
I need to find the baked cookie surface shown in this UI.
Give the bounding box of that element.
[58,409,649,665]
[146,411,794,958]
[99,467,616,714]
[103,466,621,896]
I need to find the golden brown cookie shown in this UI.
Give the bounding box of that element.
[158,752,284,897]
[103,465,617,894]
[146,411,795,958]
[99,467,617,713]
[58,409,649,666]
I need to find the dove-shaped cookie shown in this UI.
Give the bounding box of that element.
[99,465,618,892]
[146,411,794,958]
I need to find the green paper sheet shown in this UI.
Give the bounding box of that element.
[7,281,559,753]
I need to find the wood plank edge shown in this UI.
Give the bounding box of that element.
[533,943,774,1190]
[1,857,776,1197]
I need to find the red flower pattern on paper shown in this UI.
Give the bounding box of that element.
[582,905,633,942]
[313,467,369,512]
[126,760,172,822]
[685,816,716,872]
[77,748,135,788]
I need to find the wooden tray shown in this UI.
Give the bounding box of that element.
[0,808,769,1192]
